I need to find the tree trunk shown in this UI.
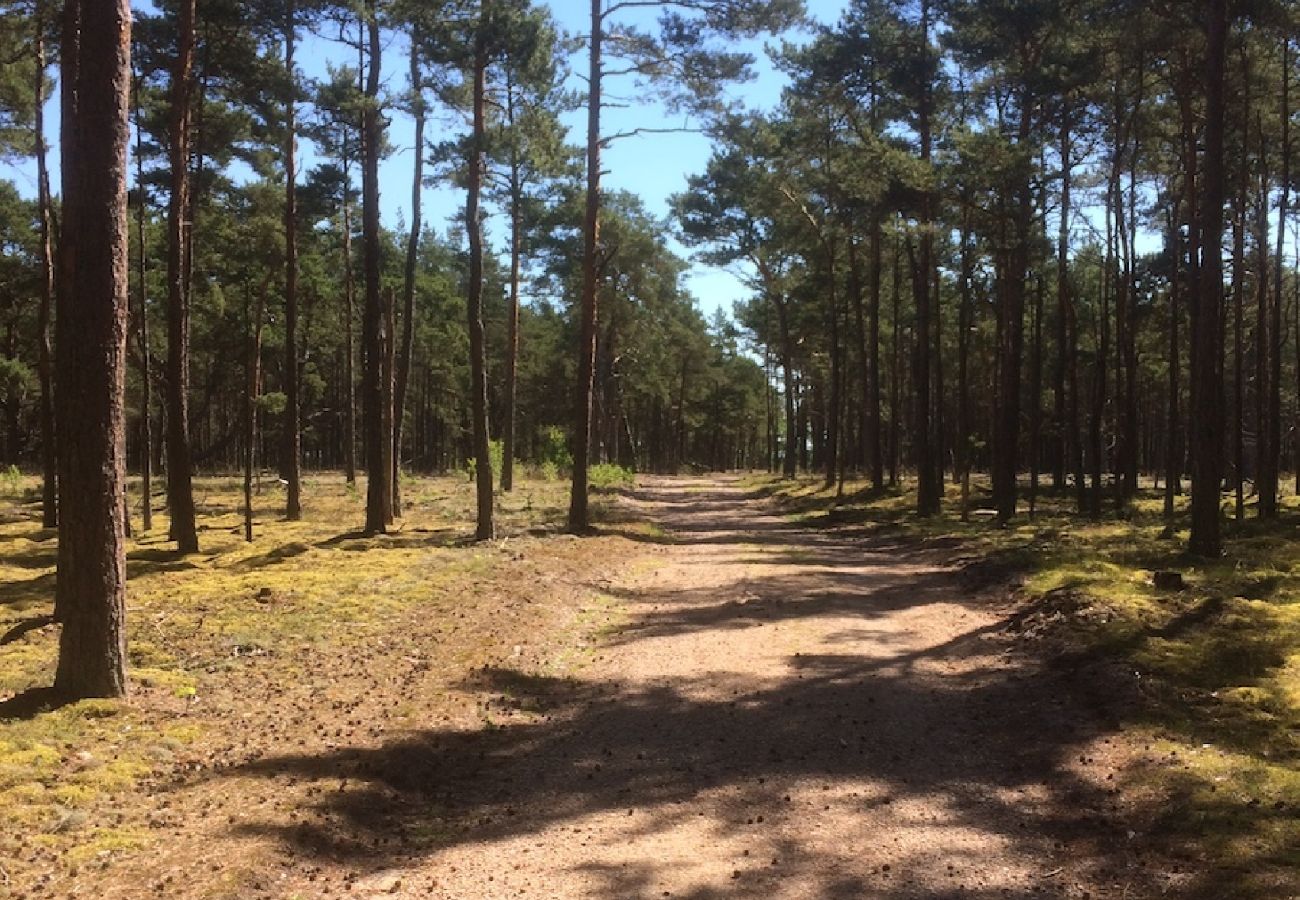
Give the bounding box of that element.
[245,278,267,542]
[394,30,423,516]
[165,0,198,553]
[282,0,302,520]
[867,220,884,488]
[341,135,357,485]
[502,172,522,491]
[1267,36,1290,518]
[1254,124,1274,518]
[134,84,153,533]
[361,0,391,534]
[33,1,57,529]
[1189,0,1228,557]
[1164,200,1182,527]
[53,0,131,699]
[913,0,937,517]
[466,12,493,540]
[568,0,601,532]
[889,234,901,487]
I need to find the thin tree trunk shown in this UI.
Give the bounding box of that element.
[361,0,391,534]
[1255,120,1274,518]
[1164,201,1182,528]
[282,0,301,520]
[53,0,131,699]
[1029,275,1043,518]
[1189,0,1228,557]
[394,30,423,516]
[245,278,267,542]
[33,1,57,529]
[889,235,901,487]
[867,219,884,488]
[165,0,198,552]
[466,11,493,540]
[501,164,521,492]
[1269,36,1290,515]
[1231,49,1250,521]
[569,0,601,532]
[134,82,153,532]
[341,136,357,485]
[913,0,936,516]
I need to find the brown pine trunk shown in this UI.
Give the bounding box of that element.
[1052,109,1070,493]
[1254,123,1274,518]
[245,278,267,542]
[1267,37,1290,517]
[134,85,153,533]
[466,11,494,540]
[889,235,901,487]
[53,0,131,699]
[502,174,522,491]
[283,0,302,520]
[341,136,357,485]
[568,0,601,531]
[33,1,57,529]
[867,220,884,488]
[1029,275,1043,518]
[913,0,936,516]
[1164,199,1182,527]
[165,0,198,553]
[1189,0,1228,557]
[394,31,423,516]
[361,2,391,534]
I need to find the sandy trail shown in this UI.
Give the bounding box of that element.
[357,475,1150,900]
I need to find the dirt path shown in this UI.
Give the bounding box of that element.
[47,475,1179,900]
[328,475,1157,899]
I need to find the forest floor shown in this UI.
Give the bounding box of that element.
[1,473,1298,898]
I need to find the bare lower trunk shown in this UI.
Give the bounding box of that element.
[361,2,391,534]
[568,0,601,532]
[165,0,198,553]
[53,0,131,699]
[466,13,494,540]
[283,0,302,520]
[34,3,57,529]
[394,31,423,516]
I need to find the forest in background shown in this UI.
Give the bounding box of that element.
[0,0,1298,699]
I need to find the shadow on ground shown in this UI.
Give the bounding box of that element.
[195,478,1275,898]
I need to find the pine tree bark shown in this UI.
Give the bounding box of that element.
[245,278,267,542]
[341,133,357,485]
[361,0,391,534]
[568,0,601,531]
[53,0,131,699]
[466,10,494,540]
[394,31,423,516]
[1266,36,1290,519]
[913,0,937,517]
[134,88,153,533]
[165,0,199,553]
[1189,0,1228,557]
[33,1,57,530]
[282,0,302,520]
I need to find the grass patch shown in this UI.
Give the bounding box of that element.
[0,471,618,883]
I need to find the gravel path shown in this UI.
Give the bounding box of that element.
[375,475,1153,899]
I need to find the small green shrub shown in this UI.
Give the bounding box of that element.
[537,426,572,473]
[538,460,559,482]
[588,463,635,490]
[467,440,504,483]
[0,464,22,497]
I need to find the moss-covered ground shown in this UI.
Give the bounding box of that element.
[0,473,650,897]
[746,472,1300,898]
